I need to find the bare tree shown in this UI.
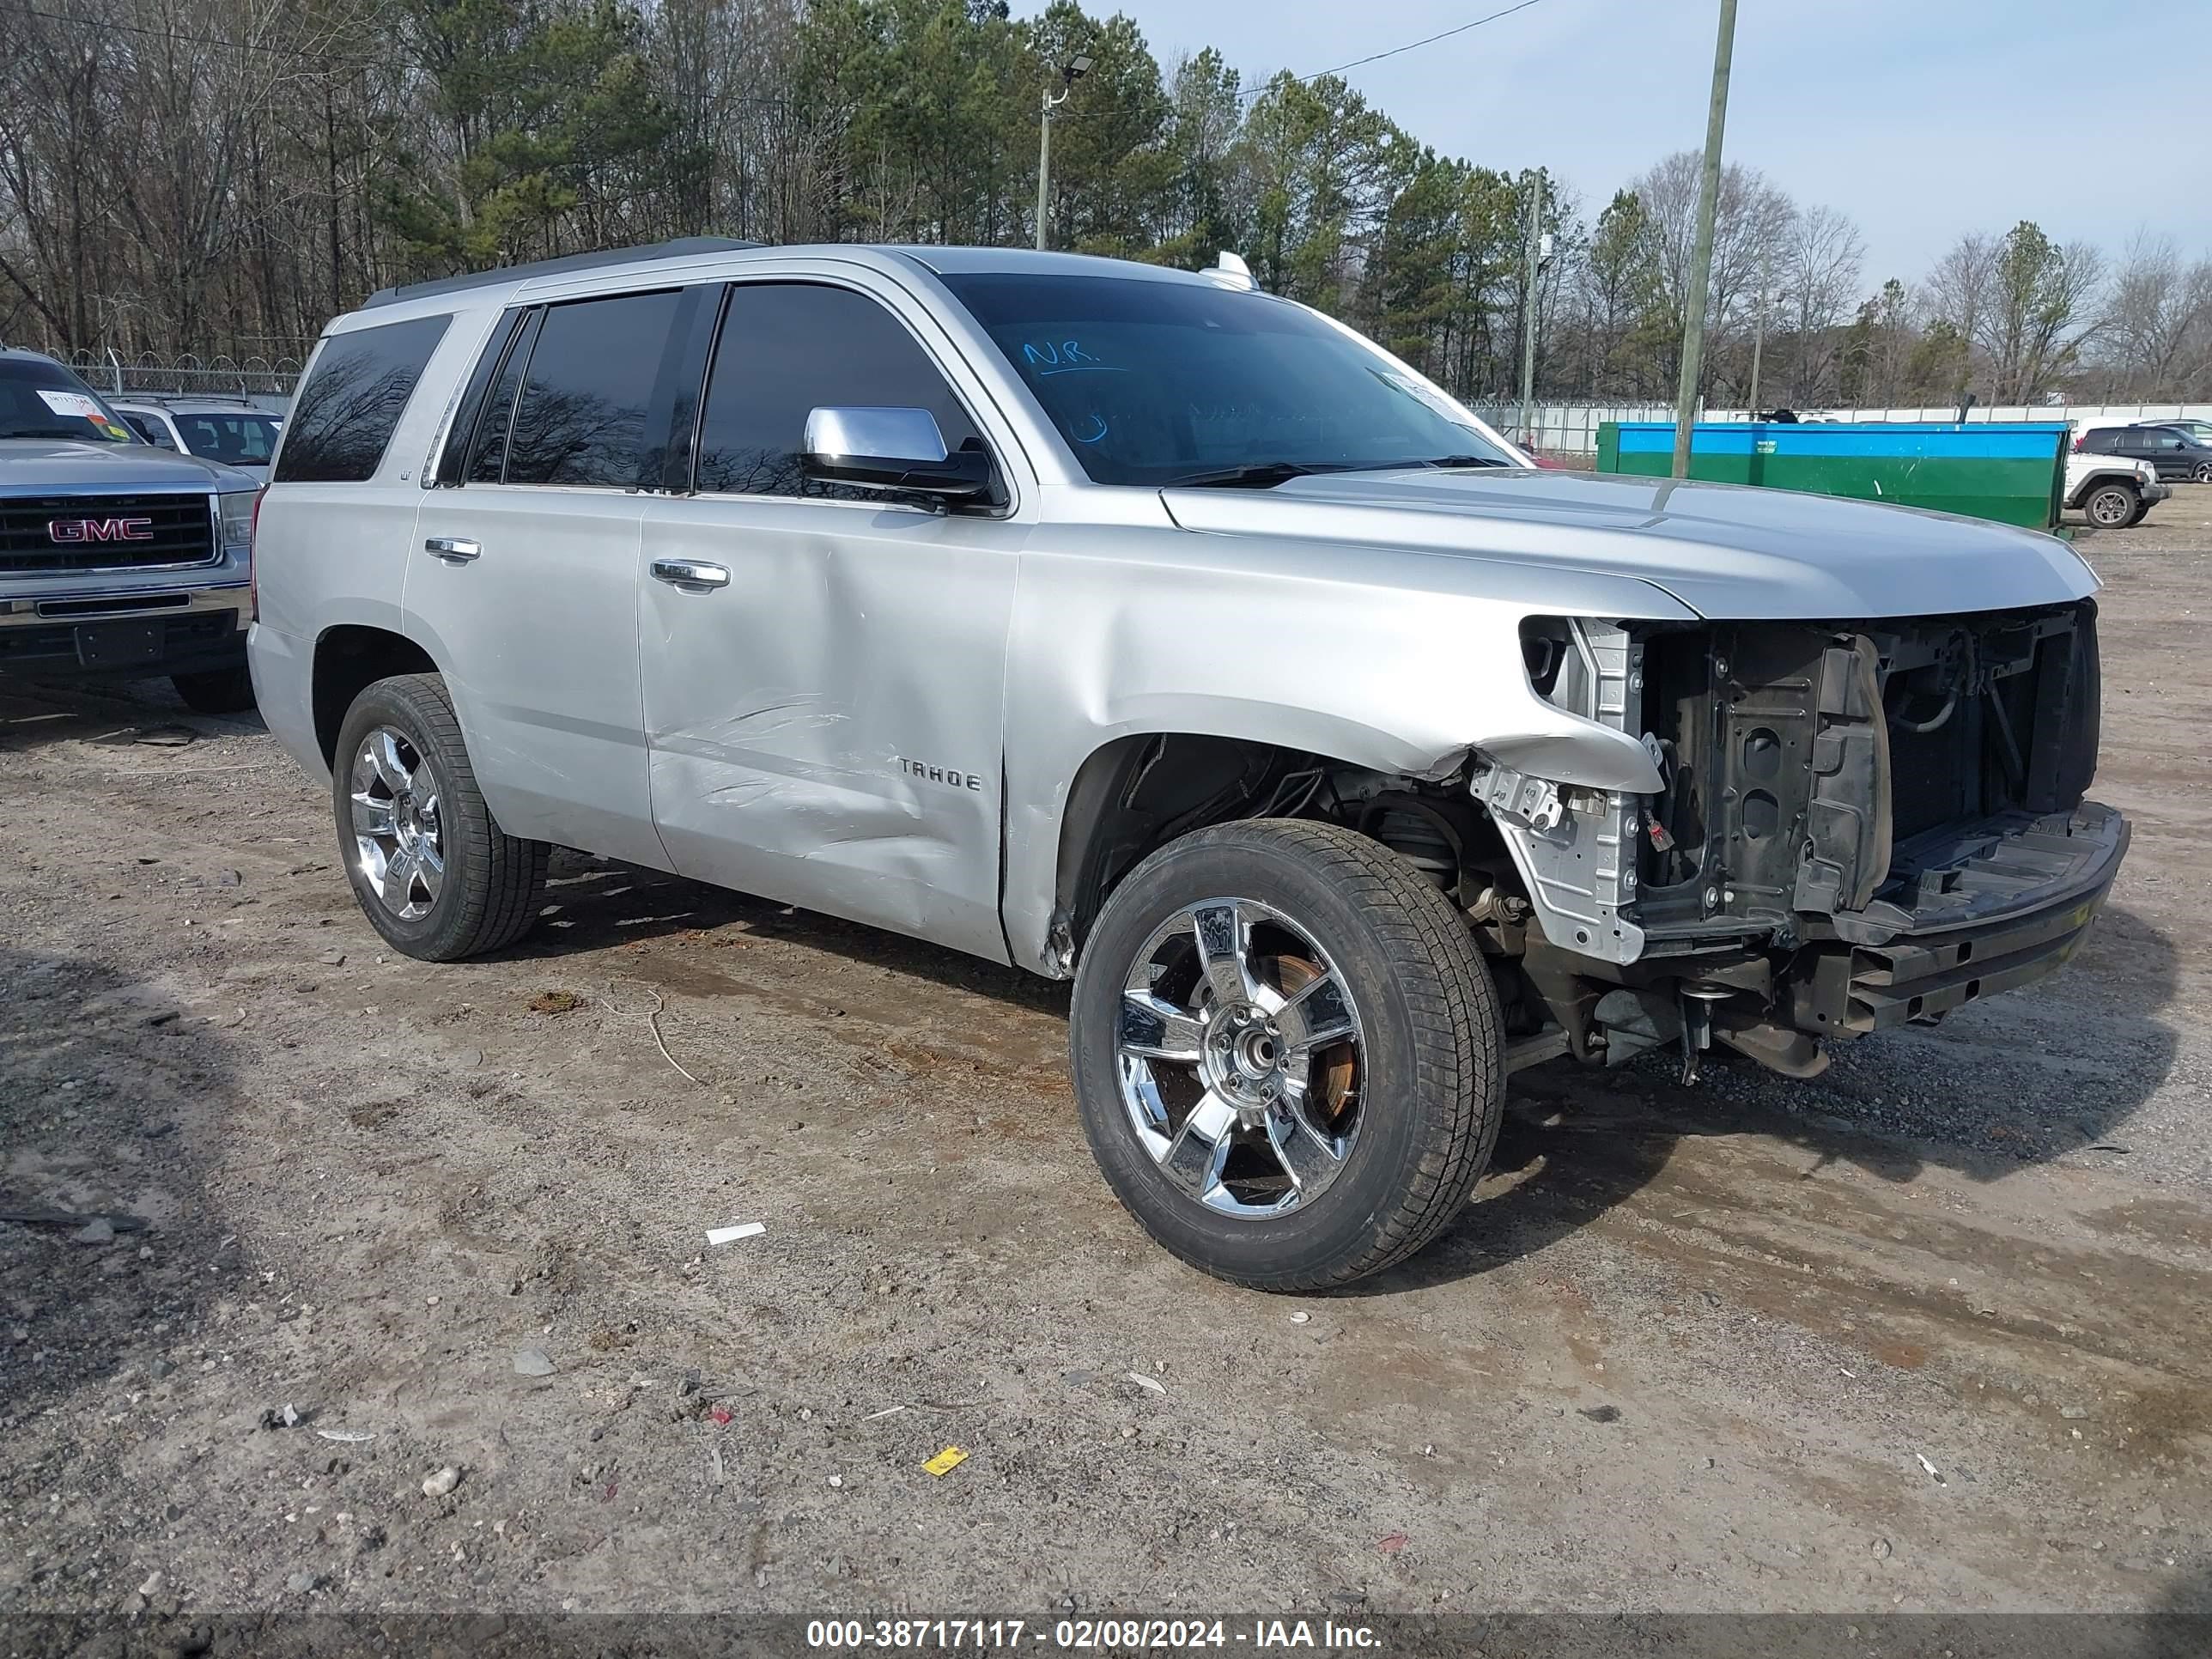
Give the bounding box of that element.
[2096,230,2212,398]
[1775,203,1864,404]
[1924,230,1997,398]
[1631,150,1794,396]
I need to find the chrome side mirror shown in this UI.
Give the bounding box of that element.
[802,406,994,501]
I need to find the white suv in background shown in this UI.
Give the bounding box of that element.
[2063,448,2167,528]
[110,393,285,481]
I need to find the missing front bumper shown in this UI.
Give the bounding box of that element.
[1784,801,2128,1036]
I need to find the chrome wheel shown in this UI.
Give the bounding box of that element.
[348,725,445,921]
[1115,898,1364,1219]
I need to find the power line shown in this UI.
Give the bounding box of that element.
[1060,0,1554,118]
[20,5,326,60]
[15,3,371,64]
[1306,0,1550,81]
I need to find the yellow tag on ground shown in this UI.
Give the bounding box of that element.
[922,1446,968,1477]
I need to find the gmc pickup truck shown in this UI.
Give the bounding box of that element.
[249,240,2128,1290]
[2,348,259,712]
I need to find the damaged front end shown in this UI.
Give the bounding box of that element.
[1481,603,2126,1081]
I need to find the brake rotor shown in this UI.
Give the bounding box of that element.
[1267,952,1358,1133]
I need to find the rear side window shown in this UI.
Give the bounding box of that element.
[503,290,685,487]
[2081,429,2116,453]
[275,314,451,483]
[695,283,981,497]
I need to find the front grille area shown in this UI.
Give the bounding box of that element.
[0,492,216,575]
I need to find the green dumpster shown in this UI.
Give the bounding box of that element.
[1594,421,2070,529]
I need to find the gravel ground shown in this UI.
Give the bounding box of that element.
[1,494,2208,1627]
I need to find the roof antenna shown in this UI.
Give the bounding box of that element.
[1205,251,1257,291]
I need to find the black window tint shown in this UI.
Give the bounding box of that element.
[274,314,451,483]
[436,309,527,486]
[504,290,684,487]
[696,283,981,497]
[122,414,173,448]
[468,310,540,484]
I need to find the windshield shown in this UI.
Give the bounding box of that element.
[0,358,137,444]
[170,410,283,466]
[938,272,1516,486]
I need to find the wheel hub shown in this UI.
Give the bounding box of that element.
[1201,1000,1290,1124]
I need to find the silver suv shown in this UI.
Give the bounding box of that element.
[251,240,2127,1290]
[1,348,261,712]
[110,393,285,481]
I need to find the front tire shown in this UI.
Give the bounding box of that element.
[171,665,258,714]
[1068,819,1504,1291]
[2194,462,2212,485]
[331,672,548,961]
[2081,482,2138,529]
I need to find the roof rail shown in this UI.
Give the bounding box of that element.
[361,237,763,310]
[111,390,264,408]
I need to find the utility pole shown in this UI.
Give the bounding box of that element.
[1671,0,1739,478]
[1034,53,1093,252]
[1517,171,1544,455]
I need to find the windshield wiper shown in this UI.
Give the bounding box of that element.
[1164,461,1340,489]
[1406,453,1509,470]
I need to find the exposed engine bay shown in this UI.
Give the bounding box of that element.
[1476,600,2125,1079]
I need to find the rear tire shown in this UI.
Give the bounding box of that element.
[1068,818,1504,1291]
[171,665,257,714]
[331,672,547,961]
[2081,482,2137,529]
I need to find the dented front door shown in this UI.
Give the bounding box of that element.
[636,495,1023,962]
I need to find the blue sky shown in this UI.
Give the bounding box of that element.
[1023,0,2212,286]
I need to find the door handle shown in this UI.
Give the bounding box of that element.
[651,558,731,590]
[424,537,481,563]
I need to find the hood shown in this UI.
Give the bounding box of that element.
[1160,467,2098,621]
[0,438,258,495]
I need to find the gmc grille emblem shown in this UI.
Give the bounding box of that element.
[48,517,155,544]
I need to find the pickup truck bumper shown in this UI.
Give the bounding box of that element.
[0,582,250,680]
[1785,802,2129,1036]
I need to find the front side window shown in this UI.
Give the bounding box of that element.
[695,283,983,498]
[0,357,137,444]
[175,412,283,465]
[503,290,684,487]
[938,271,1514,486]
[276,313,452,483]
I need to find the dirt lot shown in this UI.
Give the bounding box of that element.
[3,495,2209,1628]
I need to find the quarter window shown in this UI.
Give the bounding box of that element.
[504,290,684,488]
[467,310,540,484]
[695,283,982,498]
[275,313,452,484]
